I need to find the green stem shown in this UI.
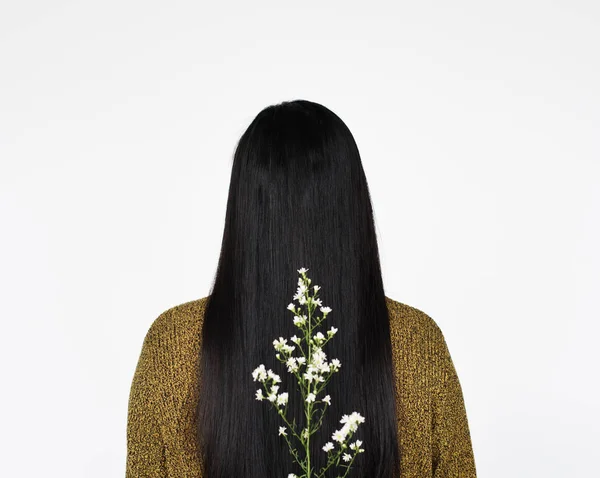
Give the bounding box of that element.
[306,295,313,478]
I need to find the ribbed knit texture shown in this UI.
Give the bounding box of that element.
[126,296,477,477]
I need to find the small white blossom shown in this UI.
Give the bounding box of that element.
[286,357,298,373]
[290,335,301,344]
[267,393,277,402]
[313,284,320,292]
[327,326,338,336]
[317,362,330,374]
[306,392,316,403]
[340,412,365,432]
[267,369,281,383]
[273,337,288,351]
[323,394,331,405]
[349,439,364,452]
[293,315,307,326]
[311,347,326,367]
[313,297,322,306]
[287,303,295,311]
[255,389,264,401]
[332,428,347,443]
[320,306,332,314]
[252,364,268,382]
[342,453,352,462]
[279,426,287,436]
[322,442,334,452]
[294,282,308,301]
[298,267,308,274]
[277,392,289,406]
[330,358,341,371]
[313,331,325,343]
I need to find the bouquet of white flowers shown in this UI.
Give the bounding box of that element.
[252,267,365,478]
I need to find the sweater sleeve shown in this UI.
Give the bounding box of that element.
[126,317,168,477]
[431,325,477,477]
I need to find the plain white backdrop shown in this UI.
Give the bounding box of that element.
[1,1,598,476]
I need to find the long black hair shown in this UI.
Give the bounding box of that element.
[196,99,400,477]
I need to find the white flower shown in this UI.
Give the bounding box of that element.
[287,303,296,312]
[340,412,365,432]
[313,331,325,343]
[286,357,298,373]
[320,306,332,314]
[277,392,289,406]
[255,389,264,401]
[342,453,352,462]
[279,426,287,436]
[313,284,320,292]
[317,361,330,374]
[271,384,280,394]
[349,439,364,451]
[267,393,277,402]
[298,267,308,274]
[296,284,307,296]
[273,337,288,351]
[311,346,326,364]
[296,356,306,365]
[293,315,307,326]
[294,282,308,300]
[252,364,268,382]
[290,335,301,344]
[288,475,297,478]
[332,427,347,443]
[322,394,331,405]
[313,297,322,306]
[306,392,316,403]
[298,296,307,305]
[330,358,341,371]
[267,369,281,383]
[327,326,338,336]
[322,442,334,452]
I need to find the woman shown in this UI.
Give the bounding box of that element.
[126,99,477,477]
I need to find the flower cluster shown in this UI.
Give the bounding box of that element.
[252,364,289,406]
[251,267,365,477]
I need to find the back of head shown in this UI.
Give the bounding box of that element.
[197,99,400,477]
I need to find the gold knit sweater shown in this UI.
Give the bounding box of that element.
[126,296,477,477]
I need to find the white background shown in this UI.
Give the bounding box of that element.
[1,1,598,476]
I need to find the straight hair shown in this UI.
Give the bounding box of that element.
[196,99,400,477]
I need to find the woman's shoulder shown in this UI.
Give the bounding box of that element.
[385,296,444,337]
[142,296,208,347]
[384,295,450,367]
